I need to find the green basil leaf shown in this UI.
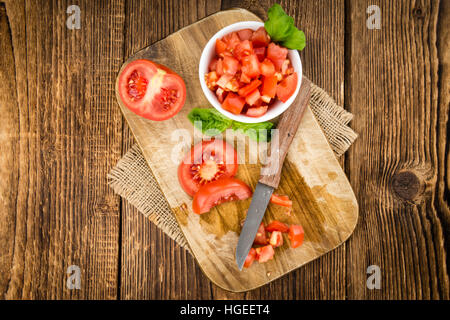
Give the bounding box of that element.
[282,28,306,51]
[232,121,274,142]
[187,108,232,136]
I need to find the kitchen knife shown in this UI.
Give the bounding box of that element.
[236,77,312,270]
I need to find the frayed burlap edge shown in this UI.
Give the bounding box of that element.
[107,83,357,253]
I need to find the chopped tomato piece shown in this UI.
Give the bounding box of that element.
[254,47,266,62]
[209,58,218,72]
[215,39,228,56]
[276,72,298,102]
[222,92,246,114]
[234,40,253,61]
[270,194,293,207]
[256,245,275,263]
[223,32,240,51]
[244,248,256,268]
[267,42,288,71]
[288,224,304,248]
[261,95,271,103]
[216,74,233,89]
[261,75,278,98]
[269,231,283,248]
[222,56,239,76]
[240,72,251,84]
[238,79,261,97]
[260,59,276,77]
[251,27,270,47]
[281,59,290,74]
[253,222,267,245]
[192,177,252,214]
[246,105,268,117]
[241,54,260,78]
[237,28,253,41]
[216,58,224,76]
[265,220,289,233]
[225,77,240,92]
[205,71,218,90]
[216,87,227,103]
[245,89,261,106]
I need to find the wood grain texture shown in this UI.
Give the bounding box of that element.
[115,9,358,292]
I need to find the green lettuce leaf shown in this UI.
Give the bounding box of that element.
[187,108,232,136]
[232,121,274,142]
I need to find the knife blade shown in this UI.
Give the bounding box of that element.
[235,77,311,270]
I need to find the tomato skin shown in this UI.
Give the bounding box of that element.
[237,29,254,41]
[244,248,256,268]
[256,245,275,263]
[178,139,238,197]
[276,72,298,102]
[253,222,267,245]
[260,59,276,77]
[238,79,261,97]
[222,92,246,114]
[222,56,240,76]
[270,194,293,207]
[288,224,304,248]
[241,54,261,78]
[269,231,283,248]
[246,105,268,117]
[118,59,186,121]
[251,27,271,47]
[192,178,252,214]
[261,75,278,98]
[265,220,289,233]
[267,42,288,71]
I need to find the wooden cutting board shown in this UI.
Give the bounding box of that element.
[115,8,358,292]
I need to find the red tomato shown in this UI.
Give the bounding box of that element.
[244,248,256,268]
[205,71,218,90]
[237,29,254,41]
[269,231,283,248]
[288,224,304,248]
[216,58,224,76]
[238,79,261,97]
[209,58,218,71]
[254,47,266,62]
[253,222,267,245]
[261,75,278,98]
[246,105,268,117]
[256,245,275,263]
[216,73,233,88]
[240,72,252,84]
[276,72,298,102]
[265,220,289,233]
[222,56,239,76]
[270,194,293,207]
[260,59,276,77]
[178,139,238,197]
[223,32,241,51]
[245,89,261,106]
[192,178,252,214]
[118,59,186,121]
[222,92,246,114]
[216,87,227,103]
[251,27,270,47]
[234,40,253,61]
[267,42,288,71]
[241,54,260,78]
[215,39,228,56]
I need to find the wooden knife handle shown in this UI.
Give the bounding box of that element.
[259,77,311,188]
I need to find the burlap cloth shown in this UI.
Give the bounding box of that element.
[107,82,357,252]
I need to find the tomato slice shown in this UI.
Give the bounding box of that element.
[245,89,261,106]
[251,27,271,47]
[256,245,275,263]
[260,59,276,77]
[222,56,239,76]
[276,72,298,102]
[288,224,304,248]
[244,248,256,268]
[254,47,266,62]
[192,178,252,214]
[267,42,288,71]
[178,139,238,197]
[261,75,278,98]
[253,222,267,245]
[222,92,246,114]
[241,54,261,78]
[269,231,283,248]
[246,105,268,117]
[237,29,254,41]
[118,59,186,121]
[270,194,293,207]
[234,40,253,61]
[265,220,289,233]
[238,79,261,97]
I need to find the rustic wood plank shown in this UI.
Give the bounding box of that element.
[0,0,125,299]
[120,0,221,300]
[346,0,449,299]
[218,0,347,299]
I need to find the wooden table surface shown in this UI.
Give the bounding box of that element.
[0,0,448,300]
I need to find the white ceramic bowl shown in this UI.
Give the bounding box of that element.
[199,21,302,123]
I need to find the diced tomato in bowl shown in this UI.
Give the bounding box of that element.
[199,21,302,123]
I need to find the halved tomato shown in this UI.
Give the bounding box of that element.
[244,248,256,268]
[270,194,293,207]
[276,72,298,102]
[256,245,275,263]
[178,139,238,197]
[222,92,246,114]
[288,224,304,248]
[246,105,268,117]
[267,42,288,71]
[269,231,283,248]
[253,222,267,245]
[192,178,252,214]
[265,220,289,233]
[251,27,270,47]
[118,59,186,121]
